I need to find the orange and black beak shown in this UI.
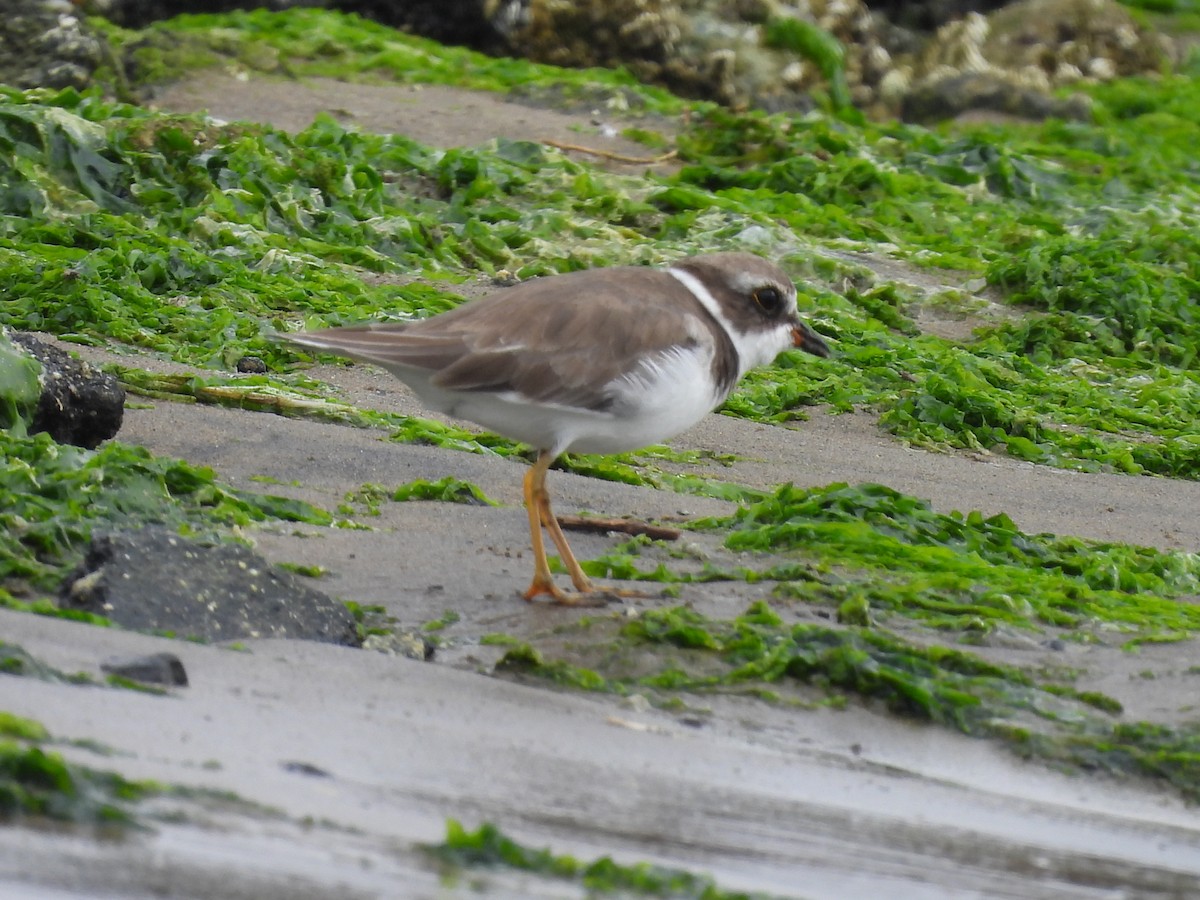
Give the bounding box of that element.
[792,321,831,358]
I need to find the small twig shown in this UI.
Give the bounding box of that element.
[540,139,678,165]
[557,515,682,541]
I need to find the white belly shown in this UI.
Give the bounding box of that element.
[405,346,723,456]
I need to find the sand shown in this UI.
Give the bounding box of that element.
[3,74,1199,898]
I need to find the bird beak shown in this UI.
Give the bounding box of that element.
[791,321,831,358]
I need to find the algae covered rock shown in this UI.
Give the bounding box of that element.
[9,333,125,450]
[0,0,105,90]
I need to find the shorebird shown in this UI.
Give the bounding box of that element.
[288,252,830,604]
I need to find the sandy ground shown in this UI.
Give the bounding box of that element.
[3,74,1200,897]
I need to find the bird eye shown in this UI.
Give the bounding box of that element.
[753,286,783,315]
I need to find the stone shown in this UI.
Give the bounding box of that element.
[101,652,189,686]
[60,527,362,647]
[10,333,125,449]
[901,70,1091,123]
[0,0,105,90]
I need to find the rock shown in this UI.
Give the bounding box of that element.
[10,332,125,450]
[60,527,363,647]
[70,0,1178,123]
[281,760,331,777]
[508,0,680,69]
[345,0,510,48]
[235,356,267,374]
[893,0,1173,120]
[101,652,189,686]
[867,0,1009,31]
[361,631,435,660]
[83,0,319,29]
[901,70,1091,123]
[984,0,1177,84]
[0,0,106,90]
[92,0,507,49]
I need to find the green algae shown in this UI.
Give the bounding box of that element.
[340,478,499,518]
[100,8,685,114]
[719,483,1200,624]
[4,34,1199,478]
[103,674,169,695]
[0,713,151,827]
[344,600,397,641]
[0,429,331,603]
[0,642,94,683]
[763,18,850,112]
[0,742,147,826]
[275,562,328,578]
[553,478,1200,798]
[0,712,49,742]
[0,6,1198,805]
[669,97,1200,474]
[116,366,763,502]
[0,333,41,434]
[494,602,1200,800]
[582,482,1200,640]
[421,610,461,633]
[429,819,774,899]
[390,477,498,506]
[0,704,256,830]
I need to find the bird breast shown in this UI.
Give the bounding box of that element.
[412,339,725,457]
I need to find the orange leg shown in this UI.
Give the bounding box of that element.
[537,485,595,594]
[522,452,569,602]
[521,452,647,606]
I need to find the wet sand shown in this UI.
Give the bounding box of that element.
[3,76,1200,897]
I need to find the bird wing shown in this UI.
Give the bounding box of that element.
[297,269,723,414]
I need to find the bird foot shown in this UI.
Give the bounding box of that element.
[522,581,651,606]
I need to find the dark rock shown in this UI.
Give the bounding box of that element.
[86,0,321,29]
[235,356,267,374]
[92,0,496,44]
[60,527,362,647]
[866,0,1009,31]
[0,0,106,90]
[984,0,1177,80]
[101,652,189,686]
[10,333,125,449]
[347,0,507,49]
[66,0,1177,122]
[900,71,1091,123]
[281,760,332,777]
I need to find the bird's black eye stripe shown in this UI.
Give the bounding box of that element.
[753,286,783,315]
